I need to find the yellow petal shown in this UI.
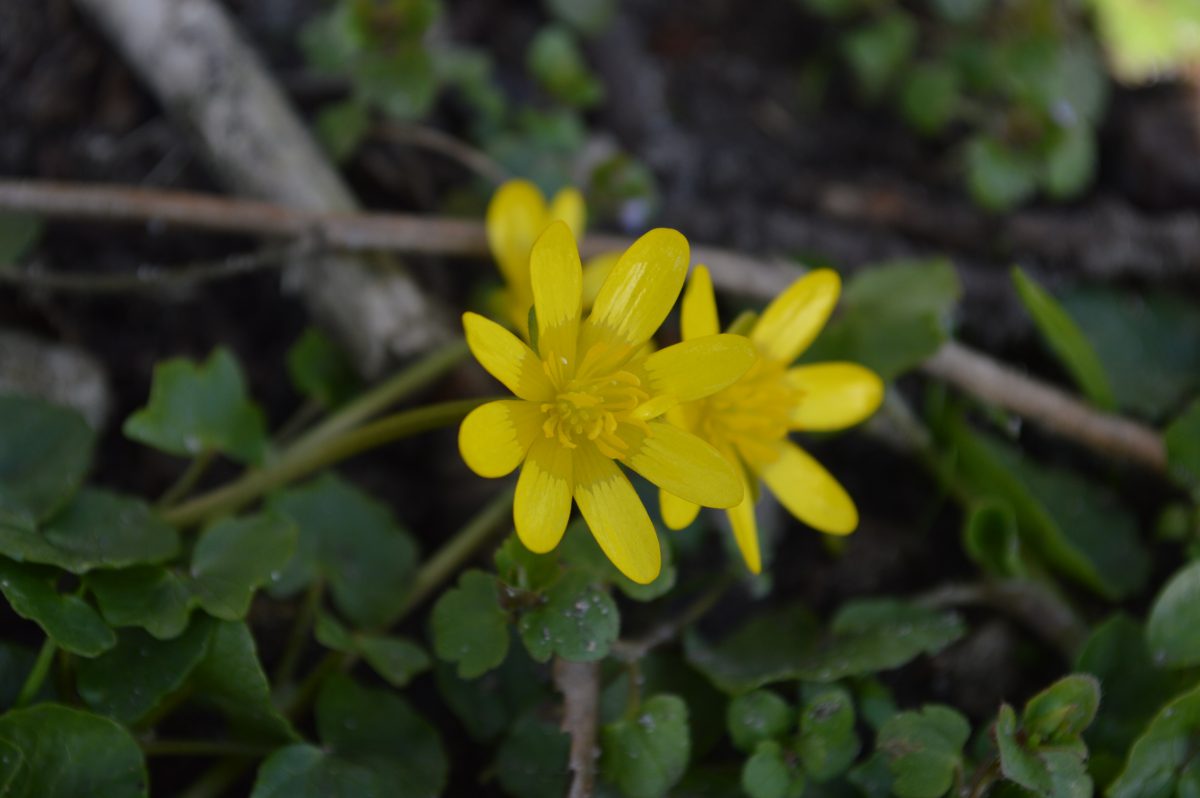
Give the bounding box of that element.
[573,445,661,584]
[786,363,884,431]
[486,179,546,292]
[549,187,586,239]
[682,265,720,340]
[530,221,582,361]
[757,440,858,534]
[585,228,689,348]
[751,269,840,364]
[581,252,620,309]
[625,422,742,508]
[514,437,573,553]
[726,466,762,574]
[643,334,755,402]
[659,489,700,530]
[463,312,554,401]
[459,400,542,478]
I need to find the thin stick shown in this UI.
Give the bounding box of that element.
[555,658,601,798]
[373,123,509,184]
[0,179,1167,472]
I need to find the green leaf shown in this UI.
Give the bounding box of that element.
[685,601,963,693]
[353,48,438,121]
[0,395,95,529]
[1021,675,1101,747]
[299,3,369,74]
[519,570,619,663]
[0,641,39,710]
[899,62,960,136]
[0,704,147,797]
[252,675,447,797]
[1147,560,1200,668]
[848,751,895,798]
[250,744,378,798]
[316,100,370,164]
[961,499,1026,578]
[189,620,299,743]
[601,694,691,798]
[1011,267,1114,410]
[798,686,859,782]
[287,328,362,407]
[965,135,1039,211]
[0,488,178,574]
[727,690,793,752]
[941,417,1149,600]
[496,712,571,798]
[1077,614,1189,761]
[315,613,430,688]
[123,348,267,464]
[928,0,987,24]
[742,740,806,798]
[1042,124,1096,201]
[1108,682,1200,797]
[77,616,214,724]
[856,678,899,732]
[433,636,549,742]
[803,258,961,380]
[495,534,561,593]
[1166,399,1200,491]
[319,673,447,794]
[995,703,1093,798]
[86,565,193,640]
[1059,288,1200,420]
[267,474,417,628]
[432,569,510,678]
[842,13,918,101]
[878,705,970,798]
[0,557,114,656]
[1089,0,1200,83]
[543,0,616,35]
[0,212,44,263]
[528,26,604,108]
[191,512,297,621]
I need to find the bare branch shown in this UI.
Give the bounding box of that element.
[554,658,601,798]
[0,179,1167,473]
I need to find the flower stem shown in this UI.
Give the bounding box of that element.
[157,450,216,508]
[161,397,490,527]
[142,739,278,758]
[272,580,324,687]
[14,637,56,708]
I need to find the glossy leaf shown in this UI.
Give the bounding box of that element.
[727,690,793,752]
[1147,560,1200,668]
[742,740,806,798]
[191,512,297,621]
[77,616,213,724]
[495,713,571,798]
[995,704,1092,798]
[86,565,193,640]
[877,705,970,798]
[518,570,619,663]
[798,687,860,781]
[1012,267,1114,410]
[123,347,267,464]
[601,694,691,798]
[0,557,114,656]
[0,488,179,574]
[432,569,510,678]
[0,704,147,797]
[267,474,417,628]
[1021,674,1101,746]
[315,613,430,688]
[0,395,95,529]
[1108,682,1200,798]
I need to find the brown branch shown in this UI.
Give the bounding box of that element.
[372,123,510,185]
[0,179,1166,472]
[923,341,1167,472]
[554,658,601,798]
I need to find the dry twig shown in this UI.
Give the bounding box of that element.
[554,658,601,798]
[0,179,1166,472]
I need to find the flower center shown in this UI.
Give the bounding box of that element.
[541,370,650,458]
[696,358,798,465]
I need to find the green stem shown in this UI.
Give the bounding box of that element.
[157,450,216,508]
[161,397,489,527]
[178,759,252,798]
[142,739,277,758]
[288,338,469,458]
[15,637,56,708]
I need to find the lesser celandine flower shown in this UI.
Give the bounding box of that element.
[459,222,757,583]
[659,266,884,574]
[487,179,586,336]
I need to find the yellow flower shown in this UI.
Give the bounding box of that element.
[459,223,757,584]
[659,266,884,574]
[487,179,586,336]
